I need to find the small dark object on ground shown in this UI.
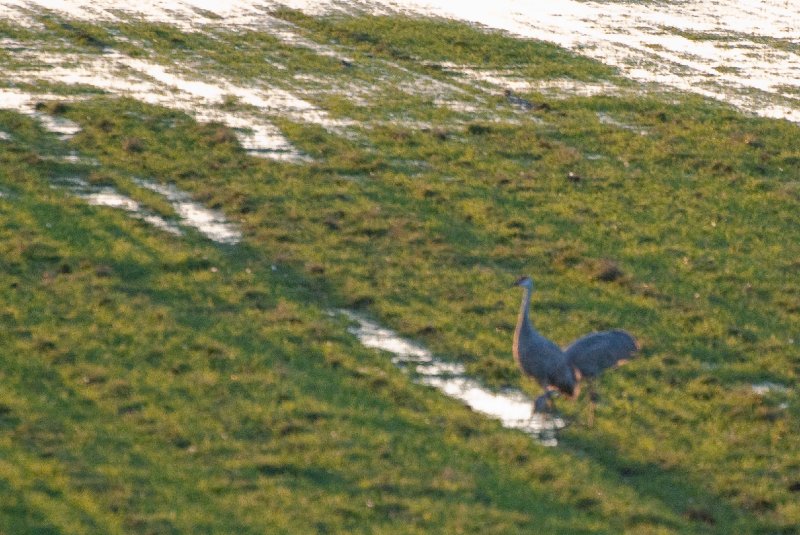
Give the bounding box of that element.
[594,259,624,282]
[504,89,550,111]
[684,507,715,525]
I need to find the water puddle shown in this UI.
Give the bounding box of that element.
[136,179,242,245]
[54,177,182,235]
[52,176,241,244]
[264,15,356,65]
[446,67,539,94]
[0,88,82,139]
[531,79,630,99]
[597,112,649,136]
[368,0,800,123]
[34,112,81,139]
[1,47,342,162]
[751,382,790,396]
[339,310,565,446]
[3,1,799,123]
[751,382,791,411]
[60,150,98,165]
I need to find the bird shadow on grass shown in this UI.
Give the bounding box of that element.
[560,431,797,535]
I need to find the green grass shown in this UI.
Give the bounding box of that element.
[1,9,799,534]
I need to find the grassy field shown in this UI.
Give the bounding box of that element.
[1,8,799,534]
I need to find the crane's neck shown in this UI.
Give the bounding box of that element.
[516,285,533,332]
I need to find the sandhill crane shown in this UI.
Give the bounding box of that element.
[512,275,638,424]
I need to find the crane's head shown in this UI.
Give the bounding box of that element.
[512,275,533,290]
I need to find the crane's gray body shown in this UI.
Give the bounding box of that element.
[512,276,637,413]
[565,329,637,379]
[513,281,577,396]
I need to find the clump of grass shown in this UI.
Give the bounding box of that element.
[121,136,144,153]
[590,258,626,283]
[34,100,70,115]
[272,8,615,80]
[38,16,112,50]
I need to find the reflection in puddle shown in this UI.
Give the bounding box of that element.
[339,310,565,446]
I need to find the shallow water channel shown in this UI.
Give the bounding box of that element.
[338,310,566,446]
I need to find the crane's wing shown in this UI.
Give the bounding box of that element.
[564,330,638,378]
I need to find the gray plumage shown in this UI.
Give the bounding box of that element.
[512,275,638,416]
[565,330,637,379]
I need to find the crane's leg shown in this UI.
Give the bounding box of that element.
[586,379,599,427]
[532,391,557,418]
[533,393,549,416]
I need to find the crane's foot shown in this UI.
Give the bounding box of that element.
[533,393,551,415]
[528,393,570,434]
[532,390,559,415]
